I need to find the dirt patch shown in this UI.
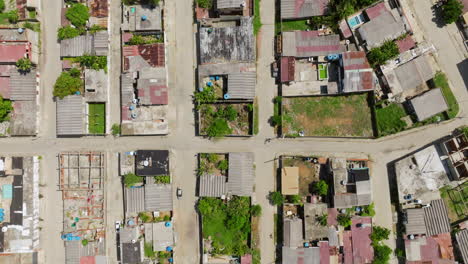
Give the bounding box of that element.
[199,153,228,176]
[282,157,320,196]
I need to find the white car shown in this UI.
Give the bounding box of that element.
[115,221,121,231]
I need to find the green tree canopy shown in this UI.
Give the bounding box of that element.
[251,204,262,217]
[442,0,464,24]
[7,10,19,24]
[0,0,5,12]
[16,58,32,72]
[373,243,392,264]
[287,194,302,204]
[75,55,107,70]
[0,96,13,122]
[124,173,143,187]
[66,4,90,27]
[337,214,352,227]
[53,71,82,99]
[269,191,285,205]
[206,118,232,138]
[58,26,83,40]
[196,0,213,8]
[367,40,399,67]
[312,180,328,196]
[370,226,391,243]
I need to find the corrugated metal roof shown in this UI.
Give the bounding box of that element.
[411,88,448,122]
[9,69,37,101]
[423,199,451,236]
[394,55,434,93]
[282,246,319,264]
[334,193,358,208]
[56,95,85,135]
[216,0,243,9]
[60,35,93,57]
[121,73,134,105]
[280,0,329,19]
[199,174,227,197]
[125,187,145,215]
[342,51,375,93]
[283,218,303,248]
[357,10,406,48]
[65,241,80,264]
[227,152,254,196]
[282,31,343,57]
[405,208,427,235]
[456,229,468,264]
[227,71,256,99]
[144,184,173,211]
[93,31,108,56]
[280,56,295,83]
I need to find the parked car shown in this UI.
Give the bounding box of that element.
[177,188,182,199]
[115,221,121,231]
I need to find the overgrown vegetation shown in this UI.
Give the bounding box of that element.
[287,194,302,204]
[251,204,262,217]
[89,24,106,34]
[53,71,83,99]
[81,239,88,246]
[311,180,328,196]
[197,196,252,256]
[370,226,393,264]
[269,191,285,205]
[58,25,84,40]
[128,35,163,45]
[196,0,212,8]
[154,175,170,184]
[194,86,217,104]
[144,242,156,258]
[317,214,328,226]
[375,102,407,137]
[434,72,459,119]
[361,203,375,217]
[199,104,251,137]
[124,173,143,187]
[337,214,352,227]
[75,55,107,71]
[111,124,121,136]
[271,96,282,127]
[16,58,32,72]
[5,10,18,24]
[367,40,399,67]
[370,226,390,243]
[23,21,41,32]
[0,96,13,122]
[253,0,262,35]
[66,3,90,27]
[198,153,229,176]
[88,103,105,134]
[442,0,464,24]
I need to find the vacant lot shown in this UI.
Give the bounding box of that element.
[282,94,373,137]
[88,103,105,134]
[375,103,407,137]
[199,103,252,136]
[440,183,468,223]
[282,157,320,196]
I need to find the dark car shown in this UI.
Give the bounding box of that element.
[177,188,182,199]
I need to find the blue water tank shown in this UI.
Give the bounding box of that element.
[206,81,213,87]
[168,258,173,263]
[0,208,4,212]
[304,242,310,247]
[215,76,220,80]
[75,91,81,95]
[141,15,147,21]
[166,246,173,252]
[165,221,171,227]
[210,77,215,81]
[224,93,230,100]
[129,105,135,111]
[18,28,24,34]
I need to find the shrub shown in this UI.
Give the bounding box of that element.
[16,58,32,72]
[124,173,143,187]
[370,226,391,243]
[58,26,83,40]
[0,96,13,122]
[361,203,375,217]
[442,0,463,24]
[337,214,352,228]
[311,180,328,196]
[373,243,392,264]
[89,24,105,34]
[207,153,219,163]
[288,195,302,204]
[81,239,88,246]
[217,159,228,171]
[139,212,151,223]
[271,115,282,126]
[23,22,41,32]
[206,118,232,137]
[394,248,405,259]
[111,124,121,136]
[251,204,262,217]
[367,40,399,67]
[75,55,107,70]
[269,191,285,205]
[0,0,4,12]
[53,71,82,99]
[69,68,81,78]
[197,0,212,8]
[154,175,170,184]
[163,215,171,221]
[223,105,238,121]
[7,10,19,24]
[66,4,90,27]
[144,242,155,258]
[194,86,217,104]
[317,214,328,226]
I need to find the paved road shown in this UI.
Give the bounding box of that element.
[18,0,468,263]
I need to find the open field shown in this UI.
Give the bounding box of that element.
[282,94,373,137]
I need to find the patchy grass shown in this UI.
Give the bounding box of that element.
[276,19,311,34]
[198,153,228,176]
[253,0,262,35]
[375,103,407,137]
[253,99,259,135]
[434,72,459,118]
[282,94,373,137]
[88,103,105,134]
[199,103,252,136]
[252,216,261,264]
[282,157,319,196]
[0,13,10,24]
[440,183,468,223]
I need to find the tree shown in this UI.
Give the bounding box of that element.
[0,0,5,12]
[111,124,121,136]
[269,191,285,205]
[194,86,217,104]
[206,118,232,138]
[58,26,82,40]
[370,226,391,243]
[69,68,81,78]
[0,96,13,122]
[311,180,328,196]
[123,173,143,187]
[317,214,328,226]
[75,55,107,70]
[16,58,32,72]
[442,0,463,24]
[196,0,213,8]
[53,71,82,99]
[288,194,302,204]
[81,239,88,246]
[251,204,262,217]
[217,159,228,171]
[89,24,105,34]
[223,105,238,121]
[66,4,90,27]
[361,203,375,217]
[7,10,19,24]
[337,214,352,228]
[367,40,399,67]
[139,212,151,223]
[373,243,392,264]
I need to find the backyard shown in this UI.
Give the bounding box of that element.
[197,153,228,176]
[440,183,468,223]
[375,103,407,137]
[281,94,373,137]
[199,103,252,137]
[88,103,105,134]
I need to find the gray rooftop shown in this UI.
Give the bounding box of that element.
[199,175,227,197]
[392,55,434,95]
[358,10,406,48]
[151,222,174,251]
[123,5,162,32]
[199,17,255,64]
[60,35,93,57]
[282,246,319,264]
[9,69,37,101]
[282,31,343,57]
[456,229,468,264]
[227,72,256,100]
[144,184,173,211]
[227,152,254,196]
[56,95,85,136]
[216,0,243,9]
[93,31,109,56]
[121,241,142,264]
[65,241,80,264]
[405,208,427,235]
[121,73,135,105]
[410,88,448,122]
[0,29,28,42]
[280,0,329,19]
[10,101,37,136]
[423,199,451,236]
[125,187,145,215]
[304,203,329,241]
[283,218,303,248]
[85,69,108,102]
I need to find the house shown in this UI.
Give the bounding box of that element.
[60,32,109,57]
[145,222,174,251]
[357,2,407,48]
[456,229,468,264]
[409,88,448,121]
[304,203,329,241]
[84,69,108,102]
[199,152,255,197]
[405,233,455,263]
[331,158,372,208]
[281,167,299,195]
[349,217,374,263]
[123,43,165,71]
[282,246,320,264]
[8,70,38,136]
[283,217,303,248]
[441,133,468,180]
[135,150,169,176]
[56,95,86,136]
[121,241,142,264]
[144,184,173,211]
[0,44,30,63]
[122,5,163,32]
[341,51,375,93]
[280,0,329,19]
[281,31,344,57]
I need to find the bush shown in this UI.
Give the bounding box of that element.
[367,40,399,67]
[370,226,391,243]
[311,180,328,196]
[251,204,262,217]
[163,215,171,221]
[75,55,107,70]
[16,58,32,72]
[66,4,90,27]
[197,0,212,8]
[81,239,88,246]
[124,173,143,187]
[194,86,216,104]
[154,175,170,184]
[269,191,285,205]
[206,118,232,137]
[287,195,302,204]
[442,0,463,24]
[207,153,219,163]
[139,212,151,223]
[128,35,163,45]
[217,159,228,171]
[271,115,282,126]
[337,214,352,228]
[23,22,41,32]
[111,124,121,136]
[373,243,392,264]
[89,24,105,34]
[69,68,81,78]
[0,96,13,122]
[223,105,238,121]
[361,203,375,217]
[53,71,82,99]
[7,10,19,24]
[0,0,5,12]
[58,26,83,40]
[144,242,155,258]
[317,214,328,226]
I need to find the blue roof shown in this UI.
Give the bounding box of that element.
[2,184,12,199]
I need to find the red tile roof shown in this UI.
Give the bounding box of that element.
[350,217,373,264]
[0,44,29,63]
[89,0,109,17]
[122,33,133,43]
[396,35,416,53]
[339,19,352,38]
[139,43,165,67]
[365,2,387,20]
[343,231,353,264]
[0,77,11,99]
[280,57,295,83]
[319,241,330,264]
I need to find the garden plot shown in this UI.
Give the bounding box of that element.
[281,94,373,137]
[199,103,253,137]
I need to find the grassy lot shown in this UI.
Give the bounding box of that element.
[276,19,311,34]
[434,72,459,119]
[440,183,468,223]
[199,103,252,136]
[375,103,407,137]
[282,94,373,137]
[88,103,105,134]
[253,0,262,35]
